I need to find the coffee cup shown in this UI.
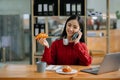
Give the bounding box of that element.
[36,61,47,73]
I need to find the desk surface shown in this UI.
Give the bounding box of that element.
[0,64,120,80]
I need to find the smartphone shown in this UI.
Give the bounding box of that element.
[72,32,79,40]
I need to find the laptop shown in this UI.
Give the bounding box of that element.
[80,52,120,75]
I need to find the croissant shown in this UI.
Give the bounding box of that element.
[62,66,72,72]
[35,32,48,40]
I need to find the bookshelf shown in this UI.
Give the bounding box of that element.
[31,0,86,64]
[31,0,119,65]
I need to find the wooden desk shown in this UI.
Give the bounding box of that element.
[0,64,120,80]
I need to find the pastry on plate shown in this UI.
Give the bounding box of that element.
[62,66,72,72]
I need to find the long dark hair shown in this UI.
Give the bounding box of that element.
[60,15,85,42]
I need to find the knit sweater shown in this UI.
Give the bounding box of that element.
[41,39,92,66]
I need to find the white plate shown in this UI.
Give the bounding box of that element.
[56,69,78,74]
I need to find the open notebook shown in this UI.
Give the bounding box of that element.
[80,52,120,75]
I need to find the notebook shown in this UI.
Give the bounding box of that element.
[80,52,120,75]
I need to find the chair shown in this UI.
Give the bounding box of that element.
[1,36,12,62]
[90,50,105,65]
[33,51,43,64]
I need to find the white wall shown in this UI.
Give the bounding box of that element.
[0,0,30,15]
[87,0,106,13]
[87,0,120,14]
[110,0,120,13]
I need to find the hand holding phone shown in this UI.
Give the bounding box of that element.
[72,32,79,40]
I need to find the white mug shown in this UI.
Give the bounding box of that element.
[63,38,68,45]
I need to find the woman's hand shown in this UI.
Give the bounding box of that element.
[74,31,82,44]
[37,38,49,48]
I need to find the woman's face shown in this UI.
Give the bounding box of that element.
[66,19,80,38]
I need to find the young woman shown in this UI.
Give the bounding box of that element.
[38,15,92,65]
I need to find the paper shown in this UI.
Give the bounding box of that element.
[46,65,62,71]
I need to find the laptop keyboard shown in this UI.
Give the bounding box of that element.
[91,67,99,71]
[81,67,100,74]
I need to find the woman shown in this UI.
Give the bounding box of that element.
[38,15,92,65]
